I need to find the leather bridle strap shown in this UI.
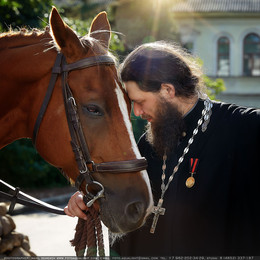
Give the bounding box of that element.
[56,55,115,73]
[61,59,92,181]
[32,53,63,145]
[93,159,149,173]
[60,54,119,184]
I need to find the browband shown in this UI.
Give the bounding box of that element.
[52,55,115,73]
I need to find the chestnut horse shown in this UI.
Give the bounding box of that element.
[0,7,153,233]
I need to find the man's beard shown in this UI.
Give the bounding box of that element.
[146,97,185,158]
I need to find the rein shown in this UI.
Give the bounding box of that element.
[0,179,65,215]
[0,178,104,256]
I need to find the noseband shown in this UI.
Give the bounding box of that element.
[33,53,147,205]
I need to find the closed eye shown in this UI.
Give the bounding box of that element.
[83,104,103,117]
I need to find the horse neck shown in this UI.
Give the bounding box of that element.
[0,31,57,149]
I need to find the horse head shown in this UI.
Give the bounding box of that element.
[32,7,153,233]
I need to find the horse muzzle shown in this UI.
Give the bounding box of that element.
[98,186,151,234]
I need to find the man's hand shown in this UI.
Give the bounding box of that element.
[64,191,88,220]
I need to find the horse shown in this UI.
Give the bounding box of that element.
[0,7,153,234]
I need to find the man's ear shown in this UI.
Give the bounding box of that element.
[160,83,176,100]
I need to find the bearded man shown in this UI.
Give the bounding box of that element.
[65,41,260,256]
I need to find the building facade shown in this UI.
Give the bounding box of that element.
[172,0,260,107]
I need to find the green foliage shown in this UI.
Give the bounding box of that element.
[131,112,147,142]
[63,15,125,55]
[197,58,226,100]
[204,76,226,100]
[110,33,125,54]
[0,139,68,189]
[0,0,53,31]
[57,0,100,20]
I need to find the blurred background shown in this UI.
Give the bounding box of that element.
[0,0,259,191]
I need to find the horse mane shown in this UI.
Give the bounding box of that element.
[0,26,118,67]
[0,27,52,50]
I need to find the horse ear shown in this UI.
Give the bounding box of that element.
[89,11,111,50]
[50,7,84,61]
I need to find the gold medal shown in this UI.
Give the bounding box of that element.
[186,176,195,188]
[186,158,199,188]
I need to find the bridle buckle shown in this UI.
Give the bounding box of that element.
[85,181,105,207]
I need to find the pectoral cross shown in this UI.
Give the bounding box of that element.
[150,198,166,234]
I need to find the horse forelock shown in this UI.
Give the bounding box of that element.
[80,36,119,66]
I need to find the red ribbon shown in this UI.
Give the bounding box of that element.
[190,158,199,174]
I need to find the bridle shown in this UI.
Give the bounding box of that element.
[32,52,147,206]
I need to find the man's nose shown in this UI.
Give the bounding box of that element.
[133,102,143,117]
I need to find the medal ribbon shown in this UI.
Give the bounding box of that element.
[190,158,199,174]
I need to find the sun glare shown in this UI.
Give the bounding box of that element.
[151,0,164,39]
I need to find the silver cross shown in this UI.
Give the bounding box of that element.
[150,198,166,233]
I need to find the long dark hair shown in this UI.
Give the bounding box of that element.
[120,41,206,98]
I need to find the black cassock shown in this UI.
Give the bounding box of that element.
[111,99,260,256]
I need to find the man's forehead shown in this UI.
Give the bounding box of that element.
[123,81,140,94]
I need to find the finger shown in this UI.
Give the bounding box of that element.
[74,193,88,211]
[69,204,88,220]
[67,192,88,220]
[64,205,75,217]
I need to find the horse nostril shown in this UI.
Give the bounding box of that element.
[125,201,145,224]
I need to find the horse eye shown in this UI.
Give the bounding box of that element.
[84,104,103,116]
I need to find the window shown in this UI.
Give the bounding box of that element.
[243,33,260,76]
[217,37,230,76]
